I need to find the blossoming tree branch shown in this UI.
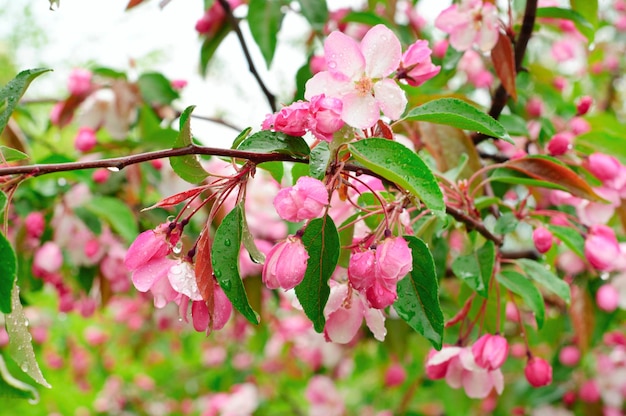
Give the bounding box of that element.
[0,0,625,414]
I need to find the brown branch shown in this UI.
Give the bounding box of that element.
[446,205,504,247]
[217,0,277,112]
[473,0,538,144]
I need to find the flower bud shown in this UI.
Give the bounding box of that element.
[398,40,441,87]
[472,333,509,370]
[585,225,620,271]
[384,363,407,387]
[547,131,573,156]
[533,227,553,254]
[525,356,553,387]
[576,96,593,116]
[34,242,63,274]
[526,97,544,118]
[24,212,46,239]
[376,237,413,283]
[273,176,329,222]
[67,68,92,96]
[348,249,376,291]
[579,379,601,403]
[308,94,344,142]
[262,237,309,290]
[74,126,97,152]
[587,153,621,182]
[365,278,397,309]
[558,345,580,366]
[596,284,620,312]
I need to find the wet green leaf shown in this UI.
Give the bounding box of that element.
[497,270,545,329]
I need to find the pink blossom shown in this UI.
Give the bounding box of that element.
[24,212,46,239]
[92,168,110,183]
[124,224,176,292]
[34,242,63,274]
[472,333,509,370]
[432,39,449,59]
[308,94,344,142]
[579,379,601,403]
[585,225,620,271]
[526,97,544,118]
[435,0,499,52]
[348,249,376,290]
[525,356,553,387]
[67,68,92,96]
[84,326,109,346]
[365,277,398,309]
[74,126,97,152]
[170,79,187,90]
[168,260,203,300]
[426,346,505,398]
[384,363,407,387]
[587,153,622,182]
[397,40,441,87]
[596,284,620,312]
[558,345,581,366]
[324,283,386,344]
[195,0,242,35]
[458,50,494,88]
[576,96,593,115]
[533,227,554,253]
[310,55,326,74]
[376,236,413,282]
[262,237,309,290]
[274,176,329,222]
[190,286,232,333]
[304,24,407,129]
[262,100,310,137]
[305,376,345,416]
[547,131,574,156]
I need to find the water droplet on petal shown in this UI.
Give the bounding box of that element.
[328,61,337,69]
[172,242,183,254]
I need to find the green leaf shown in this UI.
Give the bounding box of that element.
[248,0,285,68]
[0,232,16,314]
[547,224,585,258]
[395,236,444,350]
[451,240,495,298]
[295,215,340,333]
[343,10,393,27]
[337,214,357,269]
[357,191,394,230]
[0,355,38,402]
[494,212,518,235]
[309,142,330,180]
[6,283,51,388]
[575,131,626,165]
[402,98,513,143]
[237,130,310,159]
[569,0,597,28]
[241,206,265,265]
[170,106,209,184]
[0,191,6,213]
[231,127,252,149]
[348,138,444,213]
[491,168,569,191]
[137,72,179,106]
[199,23,231,76]
[297,0,328,30]
[537,7,594,42]
[85,196,138,244]
[499,113,529,137]
[516,259,571,304]
[291,163,309,185]
[0,146,28,162]
[0,68,51,135]
[258,161,284,183]
[497,270,545,329]
[211,205,259,325]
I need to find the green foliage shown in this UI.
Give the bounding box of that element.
[0,68,51,136]
[451,240,495,298]
[169,106,209,184]
[247,0,285,68]
[395,236,444,350]
[212,204,260,325]
[236,130,310,159]
[0,231,16,313]
[497,270,546,329]
[136,72,179,106]
[308,141,330,180]
[516,259,571,304]
[85,196,138,245]
[295,215,340,333]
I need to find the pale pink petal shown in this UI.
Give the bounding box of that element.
[361,24,402,78]
[491,369,505,394]
[477,6,499,52]
[444,357,464,389]
[324,284,349,317]
[373,79,407,121]
[304,72,352,101]
[341,93,379,129]
[449,23,477,51]
[324,304,363,344]
[362,302,386,341]
[434,6,467,32]
[462,368,493,399]
[132,257,174,292]
[427,346,462,366]
[459,347,482,371]
[150,273,178,308]
[324,31,365,79]
[212,286,233,331]
[192,300,210,332]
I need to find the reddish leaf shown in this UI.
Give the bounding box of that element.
[491,34,517,101]
[195,230,215,331]
[142,186,205,211]
[125,0,145,10]
[505,157,604,202]
[57,94,88,128]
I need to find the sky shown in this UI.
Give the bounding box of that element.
[1,0,448,147]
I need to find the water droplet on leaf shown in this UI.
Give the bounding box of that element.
[224,239,231,247]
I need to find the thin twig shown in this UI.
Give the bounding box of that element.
[217,0,277,112]
[446,205,504,247]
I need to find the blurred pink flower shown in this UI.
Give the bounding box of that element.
[585,225,621,271]
[67,68,92,96]
[305,24,407,129]
[435,0,499,52]
[472,333,509,370]
[305,376,345,416]
[274,176,329,222]
[525,356,553,387]
[397,40,441,87]
[533,227,554,254]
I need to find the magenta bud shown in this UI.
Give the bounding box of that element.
[525,356,553,387]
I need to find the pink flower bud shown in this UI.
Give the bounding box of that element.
[124,227,170,272]
[67,68,92,96]
[533,227,554,253]
[308,94,344,142]
[365,278,397,309]
[579,380,601,403]
[553,76,567,91]
[34,242,63,274]
[472,333,509,370]
[150,159,163,170]
[24,212,45,239]
[262,237,309,290]
[376,237,413,283]
[587,153,621,182]
[525,356,553,387]
[576,96,593,116]
[558,345,581,366]
[425,346,461,379]
[526,97,544,118]
[92,168,110,183]
[562,390,576,406]
[547,131,573,156]
[585,225,620,271]
[262,101,310,137]
[596,284,620,312]
[399,40,441,87]
[170,79,187,90]
[348,249,376,290]
[384,363,407,387]
[506,302,521,323]
[273,176,329,222]
[570,116,590,135]
[432,39,449,59]
[191,285,232,333]
[74,126,97,152]
[84,326,109,346]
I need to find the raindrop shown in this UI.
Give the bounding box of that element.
[107,167,120,172]
[328,61,337,69]
[214,270,222,278]
[20,364,29,372]
[172,242,183,254]
[221,280,232,291]
[224,239,231,247]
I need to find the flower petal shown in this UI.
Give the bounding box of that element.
[341,93,379,129]
[361,25,402,78]
[304,72,351,101]
[324,31,365,79]
[462,368,494,399]
[363,302,386,341]
[373,79,407,121]
[132,257,173,292]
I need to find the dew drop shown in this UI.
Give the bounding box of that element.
[224,239,231,247]
[172,242,183,254]
[214,270,222,278]
[107,167,120,172]
[328,61,337,69]
[221,280,232,291]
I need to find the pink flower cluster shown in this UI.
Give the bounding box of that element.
[435,0,499,52]
[262,94,344,142]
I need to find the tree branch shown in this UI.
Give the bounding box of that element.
[217,0,277,112]
[446,206,504,247]
[473,0,538,144]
